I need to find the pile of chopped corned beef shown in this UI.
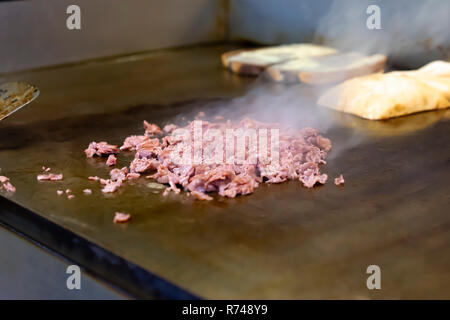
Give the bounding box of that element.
[84,118,332,200]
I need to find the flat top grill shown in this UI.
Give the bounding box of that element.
[0,45,449,299]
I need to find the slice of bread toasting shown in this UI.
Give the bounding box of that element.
[265,52,387,84]
[221,44,337,76]
[221,44,387,84]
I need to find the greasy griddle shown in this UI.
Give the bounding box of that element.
[0,45,449,299]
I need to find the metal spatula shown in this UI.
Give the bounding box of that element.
[0,82,39,121]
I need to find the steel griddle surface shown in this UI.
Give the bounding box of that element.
[0,45,449,299]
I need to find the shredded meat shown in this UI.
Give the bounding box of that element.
[84,141,119,158]
[127,173,140,180]
[106,154,117,166]
[114,212,131,223]
[334,174,345,185]
[4,182,16,192]
[110,167,128,181]
[120,135,149,151]
[0,176,16,193]
[102,180,122,193]
[85,117,332,200]
[37,173,63,181]
[143,121,162,135]
[98,167,129,193]
[298,162,328,188]
[0,176,9,183]
[130,158,159,173]
[191,190,213,201]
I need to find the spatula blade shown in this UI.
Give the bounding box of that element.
[0,82,39,121]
